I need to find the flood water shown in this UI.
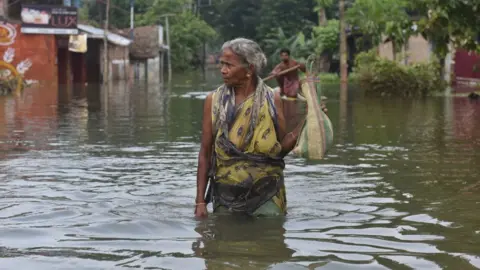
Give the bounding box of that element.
[0,72,479,269]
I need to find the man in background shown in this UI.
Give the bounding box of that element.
[270,48,306,98]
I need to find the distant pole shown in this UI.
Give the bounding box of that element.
[165,16,172,83]
[197,0,206,79]
[159,14,174,84]
[130,0,134,30]
[103,0,110,85]
[339,0,348,101]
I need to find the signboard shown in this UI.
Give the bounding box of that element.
[20,5,78,35]
[68,33,87,53]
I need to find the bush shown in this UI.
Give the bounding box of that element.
[354,50,446,97]
[299,72,359,84]
[318,73,340,83]
[354,49,377,68]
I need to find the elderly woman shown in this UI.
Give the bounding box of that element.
[195,38,312,218]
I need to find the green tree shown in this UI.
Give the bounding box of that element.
[168,12,217,70]
[412,0,480,57]
[80,0,150,29]
[137,0,216,70]
[200,0,261,40]
[82,0,216,70]
[346,0,411,61]
[314,0,333,26]
[256,0,317,46]
[263,28,316,70]
[311,19,339,71]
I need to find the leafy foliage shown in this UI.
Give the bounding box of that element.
[313,19,339,55]
[78,0,480,75]
[137,0,216,70]
[412,0,480,57]
[200,0,261,40]
[167,12,217,70]
[262,28,316,70]
[81,0,216,71]
[256,0,317,44]
[314,0,334,9]
[346,0,412,56]
[355,50,446,97]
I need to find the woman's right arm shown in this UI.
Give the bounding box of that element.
[195,93,214,217]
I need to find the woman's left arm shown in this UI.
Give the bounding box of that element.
[275,92,328,156]
[274,91,302,156]
[274,91,287,142]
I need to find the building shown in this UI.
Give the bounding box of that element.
[378,34,433,64]
[379,34,480,91]
[0,0,132,95]
[77,24,132,84]
[128,25,169,83]
[115,25,169,83]
[453,48,480,88]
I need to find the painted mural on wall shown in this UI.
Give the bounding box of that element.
[0,22,37,95]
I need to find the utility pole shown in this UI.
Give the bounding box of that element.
[103,0,110,85]
[339,0,348,101]
[196,0,209,80]
[130,0,134,34]
[159,14,174,84]
[197,0,206,80]
[165,16,172,83]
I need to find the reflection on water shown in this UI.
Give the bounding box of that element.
[0,73,480,269]
[193,215,293,269]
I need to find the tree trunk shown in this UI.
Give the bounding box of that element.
[318,8,327,26]
[391,39,397,62]
[317,8,329,72]
[339,0,348,100]
[317,52,331,72]
[404,42,409,65]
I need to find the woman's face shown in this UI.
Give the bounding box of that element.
[219,48,251,87]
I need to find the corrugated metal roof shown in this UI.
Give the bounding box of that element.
[78,24,132,46]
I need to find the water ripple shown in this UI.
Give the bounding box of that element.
[0,85,479,269]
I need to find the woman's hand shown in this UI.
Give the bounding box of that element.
[321,102,328,114]
[194,203,208,218]
[321,96,328,114]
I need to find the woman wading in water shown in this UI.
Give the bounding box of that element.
[195,38,326,217]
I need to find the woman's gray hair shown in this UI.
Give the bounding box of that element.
[221,38,267,74]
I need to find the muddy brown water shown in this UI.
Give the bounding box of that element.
[0,73,479,269]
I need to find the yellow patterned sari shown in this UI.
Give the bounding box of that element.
[208,78,286,216]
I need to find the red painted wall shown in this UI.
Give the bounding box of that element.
[454,49,480,80]
[0,23,58,86]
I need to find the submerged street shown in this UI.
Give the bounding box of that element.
[0,73,479,269]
